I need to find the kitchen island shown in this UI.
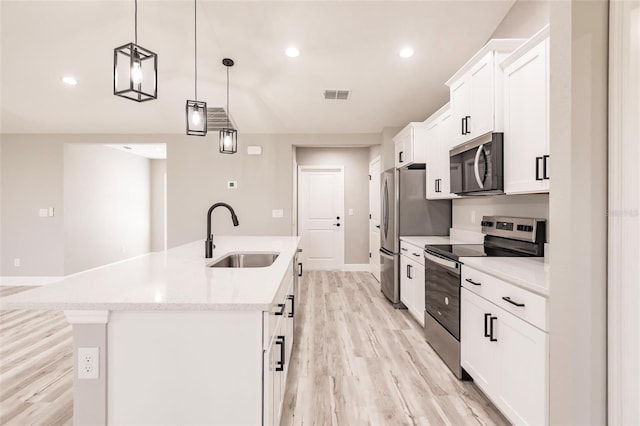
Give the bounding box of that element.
[0,236,301,426]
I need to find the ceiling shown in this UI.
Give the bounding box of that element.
[0,1,515,135]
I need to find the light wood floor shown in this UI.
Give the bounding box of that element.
[0,286,73,425]
[0,273,508,425]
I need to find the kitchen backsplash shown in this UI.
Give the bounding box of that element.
[452,193,550,242]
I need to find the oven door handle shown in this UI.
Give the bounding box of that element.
[473,144,485,189]
[424,252,460,272]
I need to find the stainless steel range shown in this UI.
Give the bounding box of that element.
[423,216,546,379]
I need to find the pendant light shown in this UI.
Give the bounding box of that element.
[113,0,158,102]
[219,58,237,154]
[185,0,207,136]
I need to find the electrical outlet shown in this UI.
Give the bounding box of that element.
[78,347,99,380]
[14,258,20,267]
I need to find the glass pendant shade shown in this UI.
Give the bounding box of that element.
[186,100,207,136]
[114,42,158,102]
[219,128,237,154]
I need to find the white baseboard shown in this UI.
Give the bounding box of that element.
[341,264,371,272]
[0,276,64,286]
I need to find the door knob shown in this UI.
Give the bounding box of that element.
[336,216,340,220]
[334,223,341,227]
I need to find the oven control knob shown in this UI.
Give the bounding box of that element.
[444,296,449,305]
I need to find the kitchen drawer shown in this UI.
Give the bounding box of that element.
[400,241,425,266]
[462,266,547,331]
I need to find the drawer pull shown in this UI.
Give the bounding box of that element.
[412,253,421,257]
[465,278,482,286]
[401,247,408,251]
[502,296,525,307]
[275,303,286,315]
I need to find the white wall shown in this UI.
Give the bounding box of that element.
[150,159,166,252]
[548,1,608,424]
[295,147,371,264]
[63,144,150,274]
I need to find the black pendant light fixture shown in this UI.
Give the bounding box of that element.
[113,0,158,102]
[185,0,207,136]
[219,58,237,154]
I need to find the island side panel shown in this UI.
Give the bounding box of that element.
[72,323,108,425]
[107,310,264,425]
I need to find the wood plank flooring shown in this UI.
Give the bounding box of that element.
[0,286,73,425]
[0,272,508,425]
[280,271,509,426]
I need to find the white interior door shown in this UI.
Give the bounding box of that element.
[369,156,381,281]
[298,166,344,270]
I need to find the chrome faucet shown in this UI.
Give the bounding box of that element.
[205,203,239,258]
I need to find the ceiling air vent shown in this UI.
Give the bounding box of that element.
[206,107,237,131]
[324,89,350,100]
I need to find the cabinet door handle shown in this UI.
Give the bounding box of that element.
[461,117,465,135]
[399,151,404,163]
[297,262,303,277]
[489,316,498,342]
[275,335,285,371]
[465,278,482,286]
[287,295,295,318]
[464,116,471,134]
[543,155,550,180]
[275,303,286,316]
[407,264,413,279]
[535,156,543,181]
[502,296,525,307]
[484,313,491,337]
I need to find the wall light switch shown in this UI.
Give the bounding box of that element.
[227,181,238,189]
[348,208,354,216]
[39,208,48,217]
[247,146,262,155]
[48,207,55,217]
[272,209,284,218]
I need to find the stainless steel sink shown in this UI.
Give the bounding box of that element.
[208,252,279,268]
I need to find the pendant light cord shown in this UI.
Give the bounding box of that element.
[194,0,198,101]
[134,0,138,45]
[226,65,230,128]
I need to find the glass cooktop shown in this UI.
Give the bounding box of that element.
[424,242,542,260]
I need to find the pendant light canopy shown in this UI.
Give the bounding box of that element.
[219,58,237,154]
[186,0,207,136]
[113,0,157,102]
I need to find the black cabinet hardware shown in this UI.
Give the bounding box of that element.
[407,264,413,279]
[412,253,421,257]
[543,155,550,180]
[275,303,286,316]
[484,313,491,337]
[376,224,381,229]
[399,151,404,163]
[464,116,471,135]
[401,247,408,251]
[461,117,465,135]
[465,278,482,286]
[502,296,525,307]
[298,262,303,277]
[489,316,498,341]
[287,295,295,318]
[275,336,285,371]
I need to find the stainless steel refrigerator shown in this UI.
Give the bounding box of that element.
[380,165,452,307]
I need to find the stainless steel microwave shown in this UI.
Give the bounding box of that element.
[449,132,504,196]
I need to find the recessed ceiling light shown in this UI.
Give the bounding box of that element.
[61,76,78,86]
[399,47,414,59]
[285,46,300,58]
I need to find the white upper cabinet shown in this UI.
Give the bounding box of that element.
[446,39,525,147]
[425,104,459,199]
[393,122,427,168]
[501,26,551,194]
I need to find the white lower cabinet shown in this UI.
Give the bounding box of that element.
[461,267,548,425]
[400,241,425,326]
[263,264,296,426]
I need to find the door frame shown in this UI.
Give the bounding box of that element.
[296,165,345,270]
[369,155,381,281]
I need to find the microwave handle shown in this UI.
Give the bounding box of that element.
[474,144,485,189]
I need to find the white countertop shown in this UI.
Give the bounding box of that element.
[0,236,301,312]
[400,231,484,248]
[460,257,550,297]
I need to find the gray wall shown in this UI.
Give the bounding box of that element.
[295,147,371,264]
[548,1,608,424]
[150,159,166,252]
[488,0,550,40]
[63,144,151,274]
[0,133,378,276]
[0,135,65,276]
